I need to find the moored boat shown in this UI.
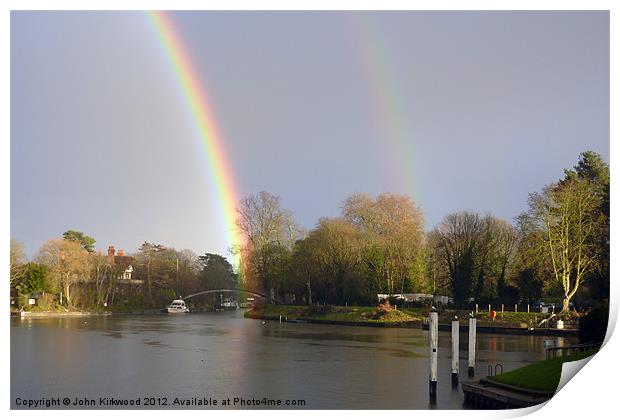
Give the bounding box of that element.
[166,299,190,313]
[216,297,238,311]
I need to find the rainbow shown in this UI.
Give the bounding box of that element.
[346,14,421,202]
[146,11,241,260]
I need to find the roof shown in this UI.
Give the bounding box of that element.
[113,255,135,270]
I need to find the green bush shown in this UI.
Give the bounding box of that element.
[579,302,608,344]
[15,263,49,295]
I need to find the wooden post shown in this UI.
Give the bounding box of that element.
[451,316,459,388]
[475,304,478,314]
[468,315,477,378]
[429,309,438,402]
[527,304,530,313]
[488,304,491,313]
[514,304,518,312]
[501,304,504,313]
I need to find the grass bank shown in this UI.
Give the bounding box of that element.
[245,304,425,325]
[404,308,573,328]
[439,309,542,327]
[245,304,569,329]
[490,349,598,392]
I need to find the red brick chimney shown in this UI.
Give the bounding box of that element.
[107,246,115,264]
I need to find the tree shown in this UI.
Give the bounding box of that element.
[90,252,111,308]
[135,242,167,306]
[529,177,603,313]
[343,193,425,297]
[175,249,200,297]
[198,253,236,290]
[14,263,49,296]
[236,191,303,301]
[292,217,364,305]
[566,151,609,301]
[510,213,547,302]
[290,237,318,305]
[35,239,90,307]
[431,212,483,307]
[568,151,609,188]
[472,216,517,302]
[10,239,26,289]
[63,230,96,253]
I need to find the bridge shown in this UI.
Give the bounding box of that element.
[182,288,271,303]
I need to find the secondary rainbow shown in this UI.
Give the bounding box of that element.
[146,11,241,255]
[347,14,420,201]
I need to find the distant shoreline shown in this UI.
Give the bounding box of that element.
[244,304,579,336]
[11,310,110,318]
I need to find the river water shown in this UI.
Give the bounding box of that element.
[11,311,571,409]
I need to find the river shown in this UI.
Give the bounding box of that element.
[10,311,572,409]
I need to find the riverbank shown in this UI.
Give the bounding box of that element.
[491,347,598,391]
[463,348,598,408]
[10,307,169,318]
[10,302,217,317]
[245,304,579,335]
[11,310,110,318]
[244,303,425,326]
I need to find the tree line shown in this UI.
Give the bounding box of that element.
[10,232,238,311]
[10,151,608,314]
[235,151,609,312]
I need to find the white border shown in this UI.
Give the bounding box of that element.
[3,1,616,420]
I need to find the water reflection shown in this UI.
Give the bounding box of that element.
[11,312,574,409]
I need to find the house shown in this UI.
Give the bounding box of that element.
[107,246,143,285]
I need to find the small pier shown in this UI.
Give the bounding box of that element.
[462,378,553,409]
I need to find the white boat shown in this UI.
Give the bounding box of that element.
[217,297,239,311]
[166,299,190,313]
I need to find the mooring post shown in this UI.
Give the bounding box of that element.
[468,314,477,378]
[429,309,438,402]
[451,316,459,388]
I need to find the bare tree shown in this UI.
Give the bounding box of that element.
[529,178,602,312]
[36,239,90,307]
[91,252,110,308]
[431,212,483,307]
[135,242,167,306]
[491,218,518,300]
[510,213,549,302]
[472,216,517,302]
[10,239,26,289]
[236,191,303,301]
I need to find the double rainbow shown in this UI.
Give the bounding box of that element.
[146,11,241,258]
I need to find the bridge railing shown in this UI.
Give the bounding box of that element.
[181,288,271,302]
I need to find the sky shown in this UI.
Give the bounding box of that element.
[11,11,609,259]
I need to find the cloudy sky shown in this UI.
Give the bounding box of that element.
[11,11,609,258]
